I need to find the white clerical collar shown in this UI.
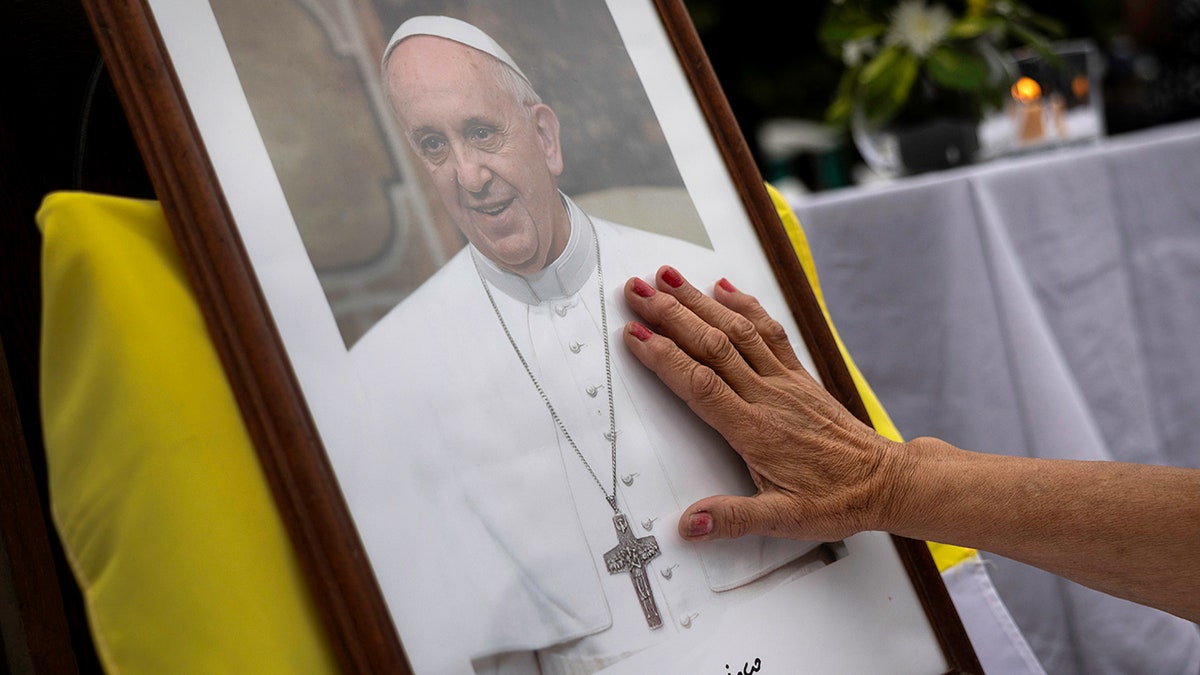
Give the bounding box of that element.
[470,194,595,305]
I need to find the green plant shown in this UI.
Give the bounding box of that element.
[821,0,1062,127]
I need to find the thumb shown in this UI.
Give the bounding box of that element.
[678,494,786,542]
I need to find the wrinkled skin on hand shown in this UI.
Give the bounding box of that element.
[622,266,912,544]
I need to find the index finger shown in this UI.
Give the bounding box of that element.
[623,275,764,398]
[643,267,792,384]
[622,318,755,442]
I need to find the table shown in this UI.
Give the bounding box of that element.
[793,120,1200,674]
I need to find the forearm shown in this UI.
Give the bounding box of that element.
[879,437,1200,621]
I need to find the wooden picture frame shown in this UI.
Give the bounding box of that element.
[81,0,980,672]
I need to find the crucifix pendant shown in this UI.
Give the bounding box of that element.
[603,512,663,629]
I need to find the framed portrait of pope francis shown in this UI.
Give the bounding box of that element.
[82,0,980,672]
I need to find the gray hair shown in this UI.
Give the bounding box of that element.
[483,50,543,114]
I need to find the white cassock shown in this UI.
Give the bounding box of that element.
[346,196,821,674]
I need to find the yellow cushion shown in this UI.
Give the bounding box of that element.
[38,192,337,674]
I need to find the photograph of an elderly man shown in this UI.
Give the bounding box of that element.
[342,12,830,675]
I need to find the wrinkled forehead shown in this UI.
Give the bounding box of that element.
[383,36,539,140]
[385,36,506,101]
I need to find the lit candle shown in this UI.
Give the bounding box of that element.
[1011,76,1044,144]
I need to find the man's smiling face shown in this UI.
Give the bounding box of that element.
[386,35,569,276]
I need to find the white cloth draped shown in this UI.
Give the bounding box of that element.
[793,120,1200,674]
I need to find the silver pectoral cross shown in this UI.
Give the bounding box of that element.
[603,512,663,629]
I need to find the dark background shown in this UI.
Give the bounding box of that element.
[688,0,1200,190]
[2,0,1197,671]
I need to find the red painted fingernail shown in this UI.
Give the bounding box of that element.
[687,512,712,537]
[628,322,653,341]
[632,277,655,297]
[717,278,737,293]
[661,266,684,288]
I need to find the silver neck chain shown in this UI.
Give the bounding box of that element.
[474,218,620,514]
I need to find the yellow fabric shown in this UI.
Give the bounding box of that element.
[926,542,979,574]
[38,192,337,674]
[765,184,976,573]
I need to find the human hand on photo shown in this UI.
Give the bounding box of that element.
[621,266,909,544]
[625,267,1200,623]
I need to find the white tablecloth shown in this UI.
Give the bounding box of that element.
[793,120,1200,674]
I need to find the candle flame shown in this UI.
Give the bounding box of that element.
[1012,77,1042,103]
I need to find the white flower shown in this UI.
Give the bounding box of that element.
[885,0,954,57]
[841,37,876,67]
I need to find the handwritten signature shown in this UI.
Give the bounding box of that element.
[725,658,762,675]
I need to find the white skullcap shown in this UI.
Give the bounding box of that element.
[381,15,530,84]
